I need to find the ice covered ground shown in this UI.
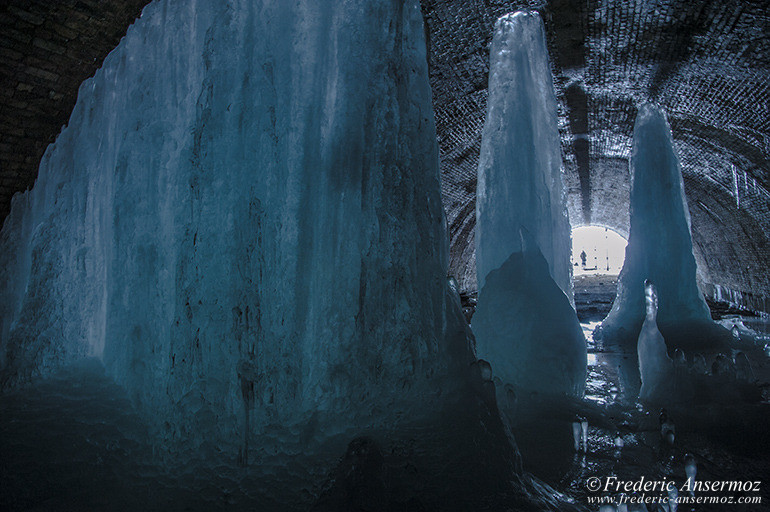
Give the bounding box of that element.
[0,359,330,512]
[0,357,587,512]
[514,317,770,511]
[2,317,768,511]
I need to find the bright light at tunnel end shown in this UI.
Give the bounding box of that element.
[571,226,628,276]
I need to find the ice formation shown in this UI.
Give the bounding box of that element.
[600,104,725,352]
[475,11,573,301]
[637,281,674,403]
[472,11,585,399]
[734,351,754,381]
[0,0,478,449]
[473,230,586,397]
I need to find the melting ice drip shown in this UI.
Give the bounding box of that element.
[637,281,674,403]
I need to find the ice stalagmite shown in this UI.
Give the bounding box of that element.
[0,0,477,448]
[637,281,674,403]
[475,11,573,300]
[600,104,726,353]
[473,12,585,398]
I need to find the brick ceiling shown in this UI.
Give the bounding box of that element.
[1,0,769,306]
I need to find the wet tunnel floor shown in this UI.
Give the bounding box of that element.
[514,318,770,511]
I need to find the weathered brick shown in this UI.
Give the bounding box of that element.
[8,6,45,26]
[32,37,66,55]
[3,28,32,44]
[24,66,59,82]
[45,20,78,40]
[0,46,23,61]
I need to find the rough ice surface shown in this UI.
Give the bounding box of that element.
[0,2,599,509]
[473,230,586,397]
[475,11,573,301]
[0,0,478,448]
[637,282,674,403]
[600,104,724,352]
[473,11,584,399]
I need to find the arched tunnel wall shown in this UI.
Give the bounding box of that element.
[423,0,770,312]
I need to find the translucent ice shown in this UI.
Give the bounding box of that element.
[601,104,723,351]
[712,354,736,379]
[572,419,583,451]
[0,0,474,446]
[473,11,584,400]
[734,352,754,381]
[673,349,687,367]
[684,453,697,495]
[638,282,674,403]
[692,353,708,374]
[475,11,573,301]
[667,483,679,512]
[659,409,676,445]
[473,231,587,397]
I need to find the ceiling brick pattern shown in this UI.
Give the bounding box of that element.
[423,0,770,303]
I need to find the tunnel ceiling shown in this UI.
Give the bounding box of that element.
[424,0,770,300]
[1,0,769,303]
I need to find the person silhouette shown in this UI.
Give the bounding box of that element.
[580,250,587,268]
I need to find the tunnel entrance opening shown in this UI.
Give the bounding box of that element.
[571,226,627,325]
[571,225,627,276]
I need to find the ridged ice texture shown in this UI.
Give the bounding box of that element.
[475,11,573,301]
[0,0,472,443]
[602,104,713,345]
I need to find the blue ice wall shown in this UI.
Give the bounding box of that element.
[0,0,474,446]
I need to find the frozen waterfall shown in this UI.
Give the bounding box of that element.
[475,11,573,301]
[0,0,478,446]
[0,2,596,510]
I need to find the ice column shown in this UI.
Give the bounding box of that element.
[0,0,474,443]
[475,11,573,301]
[600,104,720,350]
[473,12,585,398]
